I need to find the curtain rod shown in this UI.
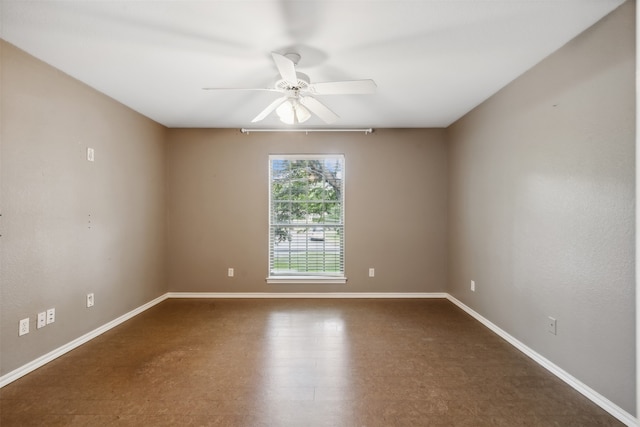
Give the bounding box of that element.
[241,128,373,135]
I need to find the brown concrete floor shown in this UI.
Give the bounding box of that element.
[0,298,624,426]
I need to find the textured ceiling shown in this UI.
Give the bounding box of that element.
[0,0,626,129]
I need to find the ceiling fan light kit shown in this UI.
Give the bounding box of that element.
[276,99,311,124]
[206,52,376,126]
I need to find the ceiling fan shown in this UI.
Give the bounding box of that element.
[204,52,376,125]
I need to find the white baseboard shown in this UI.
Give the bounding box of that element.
[1,291,636,426]
[446,294,637,427]
[0,293,168,388]
[166,292,448,299]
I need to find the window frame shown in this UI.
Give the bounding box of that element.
[266,154,347,284]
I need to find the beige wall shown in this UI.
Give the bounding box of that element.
[166,128,449,293]
[0,1,636,418]
[0,41,167,375]
[447,1,635,414]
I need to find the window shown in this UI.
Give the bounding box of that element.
[268,155,346,283]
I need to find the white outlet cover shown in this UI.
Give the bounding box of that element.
[87,293,95,307]
[228,268,234,277]
[548,316,557,335]
[368,268,375,277]
[37,312,47,329]
[87,147,95,162]
[46,308,55,324]
[19,318,29,336]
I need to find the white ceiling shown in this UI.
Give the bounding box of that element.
[1,0,626,129]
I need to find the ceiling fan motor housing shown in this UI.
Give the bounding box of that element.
[276,72,310,94]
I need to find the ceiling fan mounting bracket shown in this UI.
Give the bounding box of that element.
[283,52,301,65]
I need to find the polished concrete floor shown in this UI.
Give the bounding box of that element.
[0,299,624,426]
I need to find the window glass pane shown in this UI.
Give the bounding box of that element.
[269,156,344,277]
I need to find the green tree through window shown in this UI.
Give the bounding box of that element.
[269,155,345,278]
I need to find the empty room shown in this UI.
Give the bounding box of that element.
[0,0,636,426]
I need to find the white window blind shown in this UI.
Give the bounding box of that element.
[268,155,345,282]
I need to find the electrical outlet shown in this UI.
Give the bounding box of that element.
[46,308,55,324]
[87,147,95,162]
[470,280,476,292]
[19,318,30,336]
[368,268,375,277]
[547,316,557,335]
[228,268,234,277]
[37,312,47,329]
[87,293,95,308]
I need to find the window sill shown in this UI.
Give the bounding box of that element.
[266,276,347,284]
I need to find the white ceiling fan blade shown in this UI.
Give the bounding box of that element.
[307,79,377,95]
[251,96,288,122]
[203,87,279,92]
[299,96,339,124]
[271,52,298,86]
